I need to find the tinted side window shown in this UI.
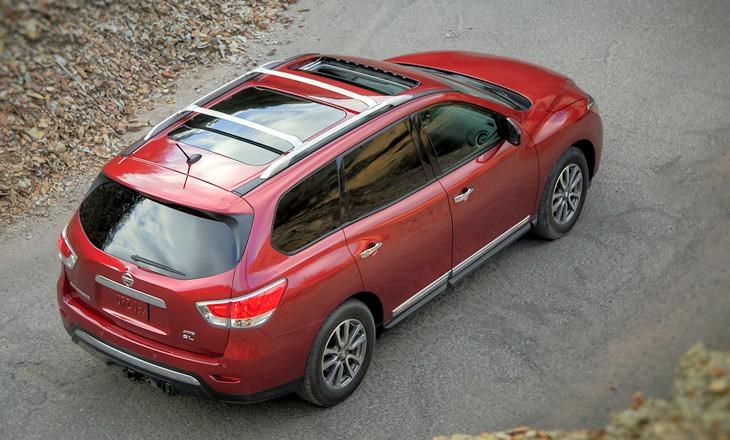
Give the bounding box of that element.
[420,104,501,172]
[272,161,341,253]
[343,121,428,220]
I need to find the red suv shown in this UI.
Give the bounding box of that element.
[57,52,602,406]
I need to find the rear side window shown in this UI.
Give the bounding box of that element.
[79,179,249,279]
[272,161,341,253]
[343,121,428,220]
[419,104,502,172]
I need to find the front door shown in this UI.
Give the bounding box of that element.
[341,120,452,321]
[415,102,538,280]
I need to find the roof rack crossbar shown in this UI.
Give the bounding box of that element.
[254,67,378,108]
[187,105,303,149]
[141,59,285,142]
[260,94,413,180]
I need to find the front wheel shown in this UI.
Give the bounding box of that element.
[533,147,589,239]
[297,299,375,406]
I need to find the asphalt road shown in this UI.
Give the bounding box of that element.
[2,1,729,438]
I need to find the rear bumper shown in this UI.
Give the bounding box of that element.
[68,325,298,402]
[57,269,318,402]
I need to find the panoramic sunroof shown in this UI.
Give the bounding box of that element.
[169,87,347,165]
[299,57,419,96]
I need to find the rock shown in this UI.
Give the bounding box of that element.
[18,18,42,41]
[436,343,730,440]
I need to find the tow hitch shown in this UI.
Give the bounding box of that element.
[122,367,177,396]
[123,367,148,383]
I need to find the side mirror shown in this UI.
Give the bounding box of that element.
[502,117,522,146]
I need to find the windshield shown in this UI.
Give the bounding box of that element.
[79,178,250,279]
[401,64,532,111]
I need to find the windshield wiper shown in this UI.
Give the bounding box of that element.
[131,254,186,277]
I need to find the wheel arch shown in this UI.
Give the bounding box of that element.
[572,139,596,179]
[348,291,384,337]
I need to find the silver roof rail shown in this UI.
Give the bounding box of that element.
[142,60,283,142]
[253,67,378,108]
[260,94,413,179]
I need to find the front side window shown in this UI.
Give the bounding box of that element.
[343,121,428,220]
[272,161,341,253]
[419,104,502,172]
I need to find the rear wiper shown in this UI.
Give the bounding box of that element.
[131,254,186,277]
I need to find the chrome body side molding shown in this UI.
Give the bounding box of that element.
[95,275,167,309]
[389,216,532,320]
[392,272,450,316]
[452,216,531,274]
[74,329,200,386]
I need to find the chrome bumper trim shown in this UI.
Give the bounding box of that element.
[74,329,201,386]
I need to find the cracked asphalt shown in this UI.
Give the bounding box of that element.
[1,1,729,439]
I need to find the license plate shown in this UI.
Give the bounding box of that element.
[114,293,149,320]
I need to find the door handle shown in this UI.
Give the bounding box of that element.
[453,187,474,203]
[359,242,383,259]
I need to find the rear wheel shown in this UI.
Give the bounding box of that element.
[533,147,589,239]
[297,299,375,406]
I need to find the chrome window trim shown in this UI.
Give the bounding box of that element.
[74,329,201,386]
[95,274,167,309]
[452,216,531,274]
[392,271,450,316]
[186,105,303,149]
[260,94,413,179]
[254,67,378,108]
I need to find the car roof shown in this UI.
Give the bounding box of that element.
[105,54,451,212]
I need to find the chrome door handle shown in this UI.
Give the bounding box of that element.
[454,187,474,203]
[360,242,383,259]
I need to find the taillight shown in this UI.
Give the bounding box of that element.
[196,279,288,329]
[57,226,77,270]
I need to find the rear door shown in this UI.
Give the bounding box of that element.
[341,120,452,321]
[415,102,538,280]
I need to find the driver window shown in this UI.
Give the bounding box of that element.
[418,104,502,173]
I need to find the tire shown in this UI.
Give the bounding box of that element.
[297,299,375,407]
[533,146,590,240]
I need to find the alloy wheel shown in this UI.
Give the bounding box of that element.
[551,164,583,225]
[320,318,367,390]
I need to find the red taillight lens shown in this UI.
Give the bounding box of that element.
[57,226,77,270]
[196,279,288,329]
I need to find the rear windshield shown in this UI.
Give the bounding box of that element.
[79,178,250,279]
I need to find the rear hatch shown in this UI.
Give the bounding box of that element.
[64,174,252,356]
